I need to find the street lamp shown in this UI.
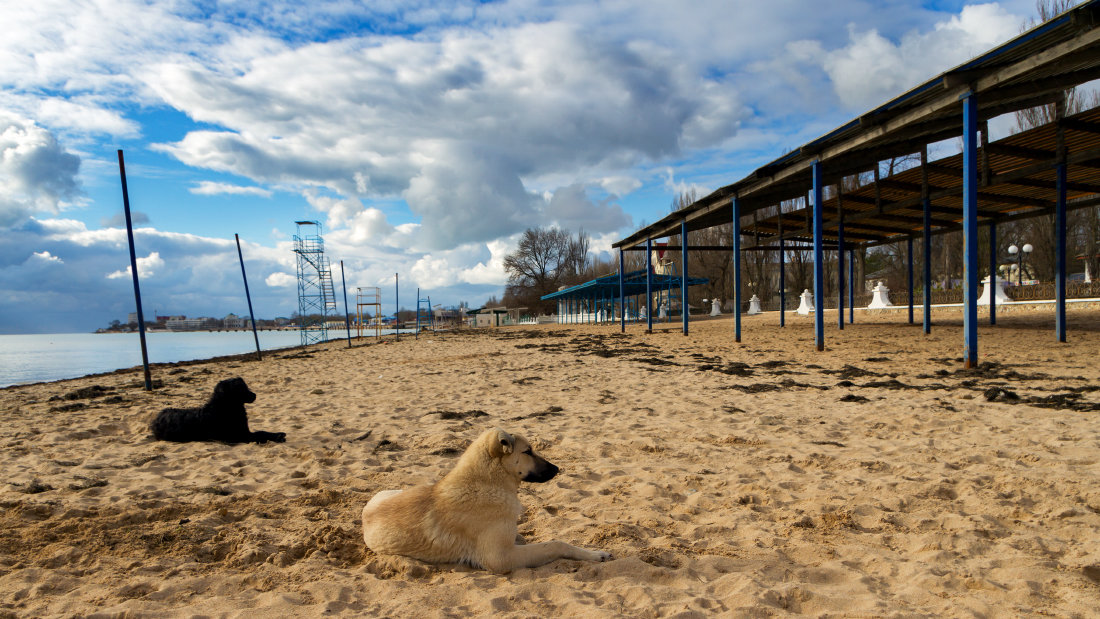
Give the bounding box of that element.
[1007,243,1033,286]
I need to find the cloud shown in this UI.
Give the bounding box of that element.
[100,211,150,228]
[144,19,746,249]
[106,251,165,279]
[265,271,295,287]
[542,183,631,233]
[0,115,82,227]
[190,181,273,197]
[821,4,1023,111]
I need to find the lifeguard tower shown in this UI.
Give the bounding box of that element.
[293,221,338,345]
[356,286,382,338]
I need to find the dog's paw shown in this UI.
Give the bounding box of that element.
[581,549,611,562]
[272,432,287,443]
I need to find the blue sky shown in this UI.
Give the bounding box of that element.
[1,0,1046,333]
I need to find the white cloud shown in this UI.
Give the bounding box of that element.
[107,251,164,279]
[142,18,746,249]
[822,4,1024,111]
[265,271,296,287]
[190,181,273,197]
[0,115,82,227]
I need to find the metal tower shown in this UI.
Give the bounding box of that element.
[293,221,338,345]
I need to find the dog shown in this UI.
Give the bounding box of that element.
[361,427,611,573]
[150,377,286,444]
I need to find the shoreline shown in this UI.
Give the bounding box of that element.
[1,312,1099,615]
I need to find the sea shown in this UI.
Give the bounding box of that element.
[0,330,376,389]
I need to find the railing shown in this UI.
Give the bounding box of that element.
[746,281,1100,312]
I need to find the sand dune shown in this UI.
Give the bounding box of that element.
[1,309,1099,617]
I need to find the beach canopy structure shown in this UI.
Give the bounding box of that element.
[541,269,708,326]
[612,0,1100,365]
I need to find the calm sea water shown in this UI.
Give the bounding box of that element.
[0,330,343,388]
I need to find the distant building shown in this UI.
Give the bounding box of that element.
[223,313,249,328]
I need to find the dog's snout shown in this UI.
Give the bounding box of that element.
[523,459,559,483]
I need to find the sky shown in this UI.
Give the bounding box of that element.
[0,0,1051,333]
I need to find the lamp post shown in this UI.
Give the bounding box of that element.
[1007,243,1033,286]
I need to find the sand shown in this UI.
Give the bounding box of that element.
[1,309,1099,617]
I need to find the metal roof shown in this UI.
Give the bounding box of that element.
[614,0,1100,250]
[540,270,709,301]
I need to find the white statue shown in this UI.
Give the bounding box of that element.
[796,289,814,315]
[977,276,1011,305]
[868,281,893,309]
[748,294,762,315]
[710,297,722,316]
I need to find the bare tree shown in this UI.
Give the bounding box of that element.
[502,227,588,313]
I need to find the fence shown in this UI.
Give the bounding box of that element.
[748,281,1100,312]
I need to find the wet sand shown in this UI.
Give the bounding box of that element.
[1,309,1099,617]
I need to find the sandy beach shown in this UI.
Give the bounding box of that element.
[1,309,1099,617]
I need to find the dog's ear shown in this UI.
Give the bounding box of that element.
[490,428,514,457]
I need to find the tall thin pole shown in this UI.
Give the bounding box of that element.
[812,160,824,352]
[395,273,399,340]
[340,260,352,348]
[681,219,689,336]
[645,238,653,333]
[962,93,979,368]
[922,146,932,334]
[117,150,152,391]
[989,224,997,326]
[235,233,262,360]
[732,197,742,343]
[907,236,914,324]
[837,191,845,331]
[619,249,626,332]
[779,212,786,327]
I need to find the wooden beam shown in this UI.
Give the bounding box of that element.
[985,142,1056,161]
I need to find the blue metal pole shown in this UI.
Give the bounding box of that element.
[907,236,914,324]
[415,287,421,339]
[619,249,626,332]
[989,224,997,326]
[341,260,352,348]
[923,196,932,334]
[812,161,824,352]
[1056,162,1067,342]
[117,150,152,391]
[837,202,845,331]
[732,197,742,343]
[235,233,263,360]
[681,219,689,335]
[645,238,653,332]
[779,237,786,327]
[395,273,399,339]
[962,93,979,368]
[848,249,854,324]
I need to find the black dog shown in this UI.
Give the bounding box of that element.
[151,377,286,444]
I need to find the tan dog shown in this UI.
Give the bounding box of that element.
[361,428,611,573]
